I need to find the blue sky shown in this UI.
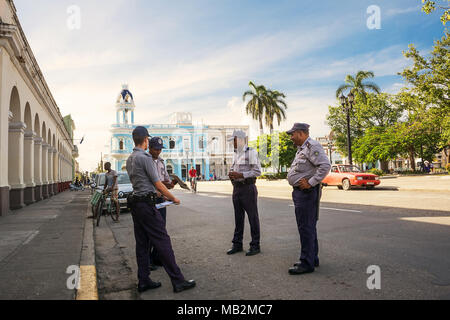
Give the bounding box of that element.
[14,0,446,171]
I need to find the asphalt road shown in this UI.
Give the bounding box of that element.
[95,186,450,300]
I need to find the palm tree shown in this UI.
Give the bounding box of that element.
[336,71,381,101]
[243,81,270,136]
[265,90,288,134]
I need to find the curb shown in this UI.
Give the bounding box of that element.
[76,202,99,300]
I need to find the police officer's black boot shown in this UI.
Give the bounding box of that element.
[294,260,319,268]
[173,280,196,293]
[138,279,162,293]
[245,247,260,256]
[227,245,243,255]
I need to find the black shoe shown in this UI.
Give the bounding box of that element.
[289,265,314,275]
[173,280,196,293]
[246,247,261,256]
[138,280,162,293]
[149,264,159,271]
[227,246,243,255]
[294,261,319,268]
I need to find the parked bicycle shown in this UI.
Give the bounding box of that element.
[91,190,119,226]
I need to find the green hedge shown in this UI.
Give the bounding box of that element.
[368,168,384,176]
[259,172,288,180]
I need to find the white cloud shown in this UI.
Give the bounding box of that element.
[386,6,420,17]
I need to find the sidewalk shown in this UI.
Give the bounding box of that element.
[0,190,91,300]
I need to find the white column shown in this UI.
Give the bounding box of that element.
[8,122,26,189]
[41,143,48,185]
[23,131,35,187]
[48,147,53,185]
[33,137,42,184]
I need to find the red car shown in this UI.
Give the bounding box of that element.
[322,165,380,190]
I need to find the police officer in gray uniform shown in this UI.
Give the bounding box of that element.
[126,126,196,293]
[226,130,262,256]
[147,136,176,269]
[286,123,331,275]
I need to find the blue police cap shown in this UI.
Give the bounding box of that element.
[149,137,165,150]
[286,123,310,134]
[132,126,150,138]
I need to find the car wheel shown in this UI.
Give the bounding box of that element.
[337,185,343,190]
[342,179,351,191]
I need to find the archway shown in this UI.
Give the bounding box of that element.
[8,87,26,210]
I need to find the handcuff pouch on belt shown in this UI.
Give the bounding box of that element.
[232,177,257,187]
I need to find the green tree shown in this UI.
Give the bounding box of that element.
[243,81,270,136]
[264,90,288,134]
[326,93,400,161]
[250,132,297,173]
[390,92,444,170]
[335,71,381,102]
[400,30,450,163]
[422,0,450,25]
[352,127,398,167]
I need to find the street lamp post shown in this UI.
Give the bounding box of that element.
[327,141,333,164]
[339,92,354,165]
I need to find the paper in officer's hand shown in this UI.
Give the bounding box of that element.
[169,174,190,190]
[156,201,173,210]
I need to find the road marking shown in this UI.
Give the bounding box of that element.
[76,265,98,300]
[22,231,39,245]
[400,217,450,226]
[289,205,362,213]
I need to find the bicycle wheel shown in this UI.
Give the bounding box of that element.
[96,198,104,227]
[109,201,119,222]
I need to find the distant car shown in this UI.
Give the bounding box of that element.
[92,172,133,210]
[322,165,380,191]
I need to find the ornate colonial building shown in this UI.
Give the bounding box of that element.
[0,0,76,216]
[108,85,249,180]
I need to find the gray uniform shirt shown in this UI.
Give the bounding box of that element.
[230,146,262,181]
[287,137,331,187]
[126,147,160,196]
[154,157,171,182]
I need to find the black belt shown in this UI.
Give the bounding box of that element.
[127,192,158,208]
[293,184,319,193]
[232,177,256,186]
